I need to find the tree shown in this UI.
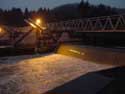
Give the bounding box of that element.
[24,8,29,19]
[78,0,90,18]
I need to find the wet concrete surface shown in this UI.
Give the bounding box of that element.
[57,44,125,65]
[45,66,125,94]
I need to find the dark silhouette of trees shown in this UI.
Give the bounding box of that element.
[0,7,51,26]
[0,0,121,27]
[50,0,118,21]
[78,0,117,18]
[0,8,25,26]
[79,0,90,18]
[0,9,4,24]
[24,8,30,19]
[8,8,24,26]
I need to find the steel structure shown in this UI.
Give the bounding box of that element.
[0,14,125,48]
[47,14,125,32]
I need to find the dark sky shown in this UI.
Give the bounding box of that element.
[0,0,125,10]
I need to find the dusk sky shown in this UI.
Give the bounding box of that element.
[0,0,125,10]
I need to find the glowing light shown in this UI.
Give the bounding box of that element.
[25,18,47,30]
[69,49,85,55]
[35,18,47,30]
[0,27,2,33]
[29,23,37,28]
[42,27,47,30]
[35,18,42,26]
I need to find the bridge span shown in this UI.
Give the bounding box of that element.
[0,14,125,52]
[46,14,125,32]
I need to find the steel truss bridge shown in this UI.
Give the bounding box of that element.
[0,14,125,49]
[47,14,125,32]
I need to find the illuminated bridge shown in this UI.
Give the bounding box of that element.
[0,14,125,50]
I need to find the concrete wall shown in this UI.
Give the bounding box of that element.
[57,44,125,66]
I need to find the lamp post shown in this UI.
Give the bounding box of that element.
[25,18,47,53]
[35,18,42,53]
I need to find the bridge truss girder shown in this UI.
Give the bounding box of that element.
[47,14,125,32]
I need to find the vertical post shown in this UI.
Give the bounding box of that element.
[35,29,41,53]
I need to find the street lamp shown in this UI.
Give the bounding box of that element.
[0,27,6,38]
[35,18,47,30]
[35,18,41,26]
[25,18,47,53]
[35,18,42,53]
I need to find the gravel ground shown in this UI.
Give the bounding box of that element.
[0,54,116,94]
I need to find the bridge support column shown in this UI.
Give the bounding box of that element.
[35,29,42,53]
